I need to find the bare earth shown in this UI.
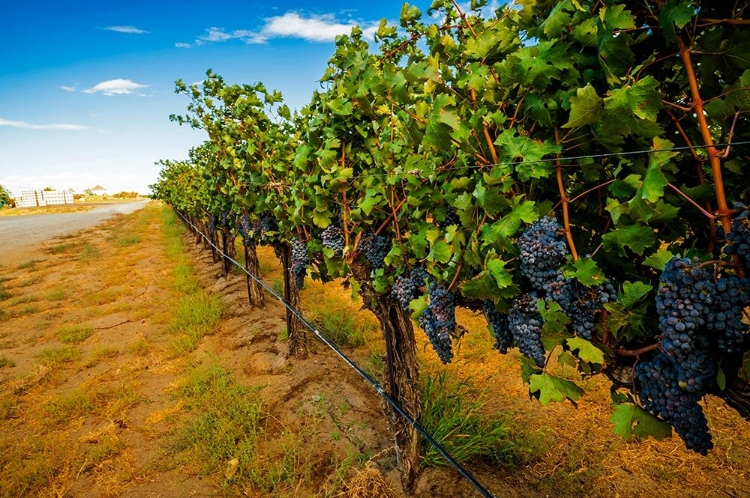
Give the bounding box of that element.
[0,201,148,266]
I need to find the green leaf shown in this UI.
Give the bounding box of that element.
[621,281,653,308]
[569,258,606,287]
[566,337,604,365]
[495,129,560,181]
[602,224,657,256]
[520,356,542,384]
[659,0,696,40]
[529,373,583,406]
[487,259,513,289]
[562,84,603,129]
[716,366,726,391]
[643,248,674,270]
[611,403,672,441]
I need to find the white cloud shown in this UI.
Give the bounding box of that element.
[187,11,379,47]
[175,42,192,48]
[262,13,361,42]
[0,118,88,131]
[105,25,149,34]
[58,85,76,92]
[83,79,148,96]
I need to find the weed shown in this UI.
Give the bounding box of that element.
[43,388,95,425]
[39,346,80,366]
[116,235,141,247]
[127,337,150,356]
[57,324,93,344]
[79,243,101,261]
[25,274,44,285]
[364,348,385,380]
[271,278,284,296]
[47,287,66,301]
[10,294,40,305]
[0,357,16,369]
[84,347,119,368]
[311,307,370,348]
[419,372,520,468]
[18,305,40,315]
[17,259,43,270]
[0,284,9,301]
[278,327,288,341]
[169,290,222,340]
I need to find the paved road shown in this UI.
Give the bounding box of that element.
[0,200,149,265]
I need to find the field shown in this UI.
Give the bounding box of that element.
[0,203,748,497]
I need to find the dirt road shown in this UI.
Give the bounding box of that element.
[0,200,148,265]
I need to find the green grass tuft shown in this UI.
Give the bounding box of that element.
[310,306,372,348]
[0,357,16,369]
[419,372,521,468]
[57,324,93,344]
[39,346,80,366]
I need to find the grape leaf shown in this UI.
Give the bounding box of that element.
[529,373,583,406]
[611,403,672,441]
[487,259,513,289]
[568,258,606,286]
[643,248,674,270]
[621,281,653,308]
[602,224,657,256]
[562,84,603,129]
[566,337,605,364]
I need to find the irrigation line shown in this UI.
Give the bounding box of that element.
[177,212,496,498]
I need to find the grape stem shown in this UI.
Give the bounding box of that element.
[667,183,717,220]
[616,343,660,357]
[676,36,743,278]
[555,127,579,261]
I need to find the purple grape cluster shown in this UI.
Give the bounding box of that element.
[391,267,429,310]
[321,225,345,256]
[290,238,308,290]
[258,217,276,244]
[438,207,460,228]
[359,232,390,269]
[237,214,252,245]
[508,292,546,367]
[519,217,568,291]
[707,276,750,353]
[418,283,456,364]
[483,300,512,353]
[725,203,750,271]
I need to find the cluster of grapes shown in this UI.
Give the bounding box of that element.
[707,276,750,353]
[636,354,714,455]
[258,217,276,244]
[290,238,309,290]
[508,292,546,367]
[392,267,429,310]
[725,203,749,270]
[483,300,512,353]
[237,214,252,245]
[321,225,345,256]
[418,283,456,364]
[638,255,749,453]
[518,217,568,291]
[548,279,617,341]
[359,232,390,269]
[438,207,460,228]
[218,209,231,230]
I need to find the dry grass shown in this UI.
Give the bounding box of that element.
[339,466,398,498]
[0,204,95,217]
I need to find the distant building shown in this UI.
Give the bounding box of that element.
[16,190,74,207]
[91,185,107,196]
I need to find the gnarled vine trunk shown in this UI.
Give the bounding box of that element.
[351,261,421,491]
[275,243,307,359]
[243,242,265,308]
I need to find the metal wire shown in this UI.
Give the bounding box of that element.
[177,212,497,498]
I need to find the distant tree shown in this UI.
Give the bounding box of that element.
[0,185,14,208]
[84,188,93,196]
[43,186,55,191]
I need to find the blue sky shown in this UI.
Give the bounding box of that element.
[0,0,446,195]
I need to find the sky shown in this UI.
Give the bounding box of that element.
[0,0,449,196]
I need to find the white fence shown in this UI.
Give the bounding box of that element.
[16,190,74,208]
